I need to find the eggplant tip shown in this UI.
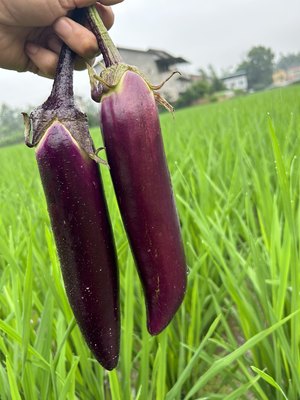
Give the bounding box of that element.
[96,354,119,371]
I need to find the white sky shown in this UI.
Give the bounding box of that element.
[1,0,299,108]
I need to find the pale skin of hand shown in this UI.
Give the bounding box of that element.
[0,0,123,77]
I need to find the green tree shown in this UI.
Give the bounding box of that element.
[207,65,225,94]
[175,66,225,109]
[0,103,27,146]
[239,46,275,90]
[277,52,300,70]
[175,79,210,109]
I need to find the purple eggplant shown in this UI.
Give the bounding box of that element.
[86,6,187,335]
[23,41,119,369]
[99,71,187,334]
[87,6,187,335]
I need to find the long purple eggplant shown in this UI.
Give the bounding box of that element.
[23,41,119,369]
[100,71,187,334]
[87,7,187,335]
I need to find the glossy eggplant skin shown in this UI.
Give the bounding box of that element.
[36,121,119,370]
[100,71,187,335]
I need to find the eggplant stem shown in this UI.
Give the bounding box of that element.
[49,45,75,105]
[86,6,122,67]
[85,5,176,113]
[50,7,85,103]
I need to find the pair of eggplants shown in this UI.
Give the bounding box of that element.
[23,8,187,370]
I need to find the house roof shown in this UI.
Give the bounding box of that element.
[118,47,189,66]
[222,70,247,80]
[148,49,188,65]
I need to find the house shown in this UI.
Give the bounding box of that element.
[221,70,248,91]
[287,65,300,83]
[272,65,300,87]
[272,69,287,86]
[116,47,194,101]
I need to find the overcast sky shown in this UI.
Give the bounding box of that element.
[1,0,299,108]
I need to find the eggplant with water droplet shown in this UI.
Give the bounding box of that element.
[23,40,120,370]
[87,7,187,335]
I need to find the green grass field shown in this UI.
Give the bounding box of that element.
[1,85,300,399]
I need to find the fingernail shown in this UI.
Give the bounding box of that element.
[54,18,73,37]
[26,42,39,55]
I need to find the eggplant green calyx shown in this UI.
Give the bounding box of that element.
[22,44,106,165]
[86,5,177,111]
[87,62,177,112]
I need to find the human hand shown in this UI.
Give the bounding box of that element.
[0,0,123,77]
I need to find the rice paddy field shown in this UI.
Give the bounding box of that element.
[1,84,300,399]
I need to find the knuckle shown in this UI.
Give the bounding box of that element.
[40,61,57,78]
[57,0,77,11]
[80,37,98,57]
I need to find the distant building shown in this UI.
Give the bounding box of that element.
[272,65,300,87]
[272,69,287,86]
[221,70,248,91]
[287,66,300,83]
[117,47,195,101]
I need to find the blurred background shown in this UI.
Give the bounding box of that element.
[0,0,299,144]
[1,2,300,398]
